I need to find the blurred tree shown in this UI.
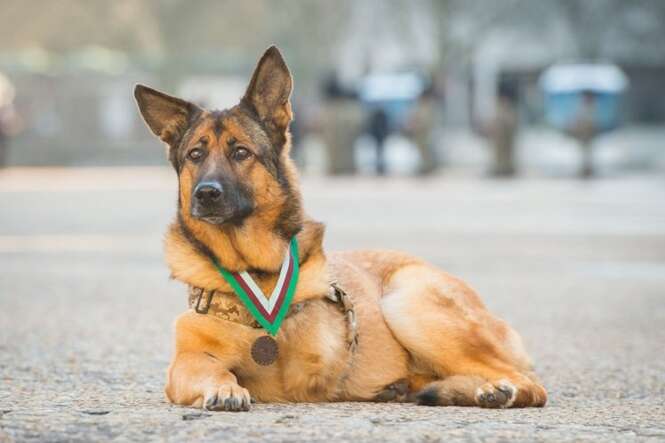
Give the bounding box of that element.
[0,0,351,91]
[0,0,663,86]
[431,0,530,68]
[558,0,665,62]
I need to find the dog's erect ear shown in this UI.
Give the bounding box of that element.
[242,46,293,146]
[134,84,201,147]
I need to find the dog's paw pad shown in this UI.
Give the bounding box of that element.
[496,379,517,407]
[475,380,517,409]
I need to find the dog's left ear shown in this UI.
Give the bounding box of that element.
[242,46,293,148]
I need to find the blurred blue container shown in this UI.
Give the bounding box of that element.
[540,64,629,132]
[359,72,425,127]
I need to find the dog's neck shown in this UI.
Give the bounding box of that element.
[165,216,330,303]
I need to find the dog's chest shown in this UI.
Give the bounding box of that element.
[236,301,352,402]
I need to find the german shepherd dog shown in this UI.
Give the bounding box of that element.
[134,46,547,411]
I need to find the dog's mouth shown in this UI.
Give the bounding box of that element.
[191,206,252,227]
[197,215,228,225]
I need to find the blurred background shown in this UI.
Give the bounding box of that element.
[0,0,664,176]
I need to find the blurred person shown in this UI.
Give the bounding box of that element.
[367,107,390,175]
[405,85,440,175]
[321,74,364,175]
[0,73,20,167]
[487,80,518,177]
[288,98,308,168]
[569,90,597,178]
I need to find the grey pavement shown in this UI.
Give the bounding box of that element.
[1,167,664,442]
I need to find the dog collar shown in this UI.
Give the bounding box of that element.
[212,237,299,336]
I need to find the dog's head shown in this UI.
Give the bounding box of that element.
[134,46,302,240]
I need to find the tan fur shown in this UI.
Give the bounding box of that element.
[135,46,547,410]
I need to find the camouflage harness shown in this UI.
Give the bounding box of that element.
[188,282,358,352]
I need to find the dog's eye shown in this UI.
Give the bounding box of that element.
[187,148,205,162]
[231,147,252,162]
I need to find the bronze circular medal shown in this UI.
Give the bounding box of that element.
[251,335,279,366]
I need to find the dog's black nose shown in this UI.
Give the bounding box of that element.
[194,182,223,203]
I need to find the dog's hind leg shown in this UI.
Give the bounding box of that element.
[380,264,547,408]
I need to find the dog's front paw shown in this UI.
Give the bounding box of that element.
[204,383,251,412]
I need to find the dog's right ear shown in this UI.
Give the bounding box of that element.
[134,84,201,147]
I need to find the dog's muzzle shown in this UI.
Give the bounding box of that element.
[190,180,253,225]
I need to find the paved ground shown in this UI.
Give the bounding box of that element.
[1,167,664,442]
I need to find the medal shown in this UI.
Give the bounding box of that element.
[213,237,299,365]
[251,335,279,366]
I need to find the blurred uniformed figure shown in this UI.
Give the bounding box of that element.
[367,107,390,176]
[488,81,518,177]
[321,75,364,175]
[569,91,597,178]
[0,73,20,168]
[406,86,439,175]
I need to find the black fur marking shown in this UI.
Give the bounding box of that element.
[234,103,301,240]
[238,100,265,131]
[173,111,205,172]
[177,212,218,263]
[234,103,284,177]
[271,157,303,240]
[273,197,302,240]
[211,110,227,137]
[273,152,291,191]
[255,147,279,179]
[416,388,441,406]
[237,100,288,155]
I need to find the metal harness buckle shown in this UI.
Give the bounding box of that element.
[194,288,215,314]
[330,282,359,352]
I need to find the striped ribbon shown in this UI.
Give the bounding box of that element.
[213,237,299,336]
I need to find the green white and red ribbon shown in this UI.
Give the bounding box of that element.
[213,237,299,336]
